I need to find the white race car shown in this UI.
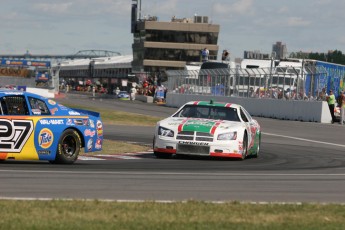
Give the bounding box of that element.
[153,100,261,160]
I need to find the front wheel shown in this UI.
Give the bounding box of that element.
[154,151,172,159]
[153,136,171,159]
[51,129,81,164]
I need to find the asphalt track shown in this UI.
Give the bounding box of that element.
[1,94,345,203]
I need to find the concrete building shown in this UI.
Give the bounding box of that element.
[131,1,219,72]
[243,50,269,59]
[272,41,288,59]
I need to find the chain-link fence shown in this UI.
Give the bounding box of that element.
[166,66,328,100]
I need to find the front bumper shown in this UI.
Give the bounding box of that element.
[153,136,244,158]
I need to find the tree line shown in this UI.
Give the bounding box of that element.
[289,50,345,65]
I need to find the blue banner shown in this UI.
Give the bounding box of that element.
[315,61,345,97]
[1,59,50,67]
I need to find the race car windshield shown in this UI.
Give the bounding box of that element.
[174,105,240,122]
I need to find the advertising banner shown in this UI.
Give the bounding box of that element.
[1,59,50,67]
[0,68,30,77]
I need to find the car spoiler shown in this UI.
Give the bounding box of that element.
[72,108,100,118]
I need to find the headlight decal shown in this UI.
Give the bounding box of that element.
[217,131,237,140]
[158,126,174,137]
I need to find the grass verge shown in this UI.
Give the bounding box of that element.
[0,200,344,230]
[61,102,161,126]
[61,102,155,155]
[81,139,151,155]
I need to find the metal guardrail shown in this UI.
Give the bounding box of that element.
[166,66,328,100]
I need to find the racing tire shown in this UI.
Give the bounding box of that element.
[241,133,248,160]
[252,135,261,158]
[154,151,172,159]
[153,136,172,159]
[51,129,81,164]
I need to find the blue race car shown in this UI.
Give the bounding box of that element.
[0,89,103,164]
[117,91,130,100]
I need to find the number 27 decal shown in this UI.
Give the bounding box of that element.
[0,119,34,153]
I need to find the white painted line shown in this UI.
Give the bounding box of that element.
[78,156,105,161]
[0,169,344,176]
[263,132,345,148]
[115,156,140,159]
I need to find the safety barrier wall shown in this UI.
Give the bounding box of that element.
[166,92,332,123]
[26,87,55,98]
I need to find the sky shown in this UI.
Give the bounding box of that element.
[1,0,345,59]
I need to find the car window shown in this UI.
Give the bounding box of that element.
[240,108,249,122]
[242,107,252,122]
[0,99,5,115]
[0,96,29,115]
[28,97,50,115]
[174,105,240,121]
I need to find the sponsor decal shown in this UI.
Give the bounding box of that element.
[180,119,218,133]
[4,92,23,95]
[84,129,96,137]
[95,138,102,149]
[32,109,41,115]
[83,119,89,126]
[178,141,209,146]
[87,139,93,151]
[66,118,74,125]
[38,128,54,149]
[48,100,56,105]
[89,119,95,128]
[50,107,58,115]
[58,104,68,110]
[39,119,64,125]
[73,119,83,126]
[96,120,103,136]
[37,150,51,155]
[69,111,81,116]
[0,119,34,153]
[168,122,182,126]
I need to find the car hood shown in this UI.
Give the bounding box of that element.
[158,117,244,134]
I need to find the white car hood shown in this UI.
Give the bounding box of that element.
[158,117,244,135]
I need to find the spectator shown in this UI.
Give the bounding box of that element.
[318,88,328,101]
[221,50,230,61]
[326,90,336,123]
[114,87,120,96]
[201,48,209,62]
[130,86,137,101]
[340,91,345,125]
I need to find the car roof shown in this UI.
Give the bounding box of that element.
[0,89,46,99]
[184,101,241,109]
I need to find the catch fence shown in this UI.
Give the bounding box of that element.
[166,66,328,100]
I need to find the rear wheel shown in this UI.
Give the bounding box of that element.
[51,129,81,164]
[241,133,248,160]
[252,135,261,158]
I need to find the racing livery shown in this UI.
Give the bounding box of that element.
[153,101,261,159]
[0,89,103,164]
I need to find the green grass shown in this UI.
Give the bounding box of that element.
[62,102,155,155]
[62,102,161,126]
[81,139,151,155]
[0,200,344,230]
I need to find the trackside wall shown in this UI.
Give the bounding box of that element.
[27,87,55,98]
[166,93,332,123]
